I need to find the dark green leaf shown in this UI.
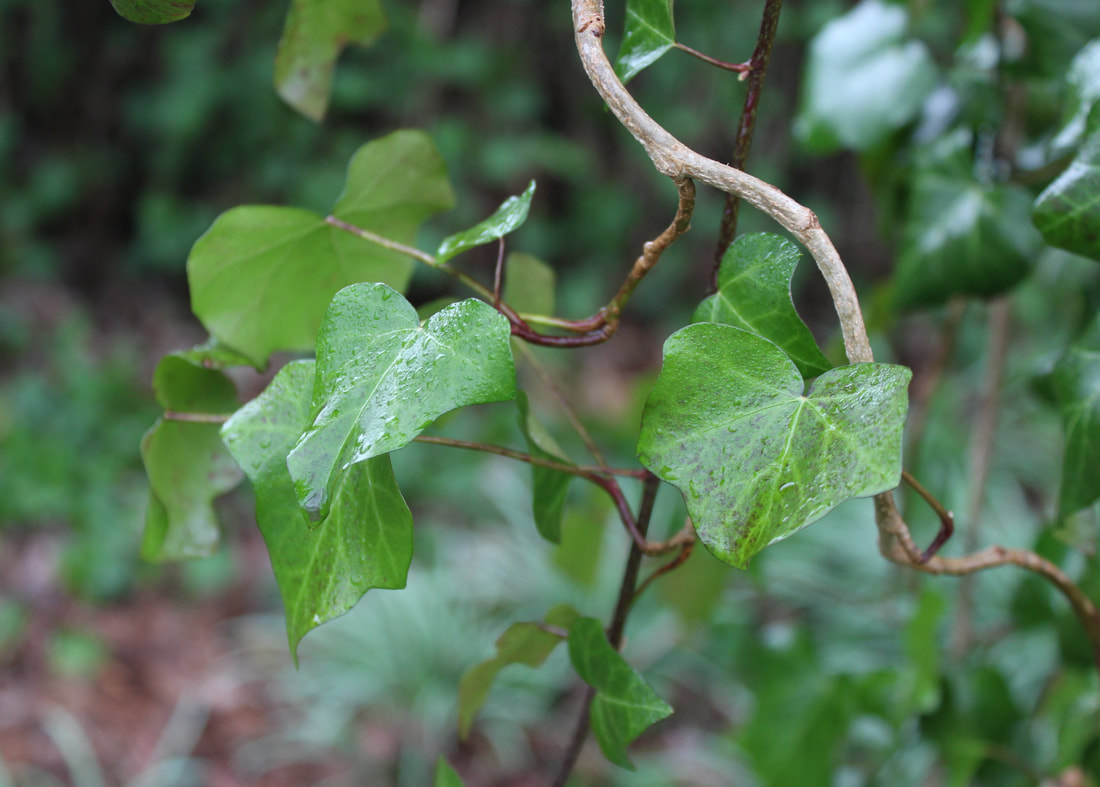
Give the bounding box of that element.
[693,233,831,379]
[287,284,515,518]
[222,360,413,661]
[516,393,573,543]
[273,0,387,121]
[433,758,465,787]
[637,324,910,569]
[1052,315,1100,515]
[188,131,454,367]
[437,181,536,264]
[109,0,193,25]
[1052,39,1100,151]
[1034,110,1100,262]
[457,605,578,739]
[795,0,937,152]
[615,0,675,83]
[568,617,672,769]
[152,354,238,413]
[902,589,946,714]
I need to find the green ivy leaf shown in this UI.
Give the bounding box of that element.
[433,758,465,787]
[693,233,831,379]
[1034,109,1100,262]
[109,0,194,25]
[188,131,454,367]
[568,617,672,769]
[274,0,387,121]
[795,0,937,153]
[437,181,536,264]
[457,604,578,739]
[222,360,413,661]
[615,0,675,83]
[502,253,556,317]
[1052,39,1100,150]
[1052,315,1100,516]
[516,393,573,543]
[895,132,1040,309]
[637,324,910,569]
[288,283,516,518]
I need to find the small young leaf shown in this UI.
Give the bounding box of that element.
[457,604,578,739]
[516,393,573,543]
[188,131,454,367]
[109,0,194,25]
[795,0,937,153]
[274,0,387,121]
[433,758,465,787]
[1052,315,1100,515]
[693,233,831,379]
[568,617,672,769]
[615,0,676,83]
[222,360,413,661]
[1034,109,1100,262]
[437,181,536,264]
[637,324,910,569]
[288,283,516,519]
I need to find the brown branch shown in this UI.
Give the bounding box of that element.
[633,533,696,604]
[901,470,955,563]
[673,41,750,74]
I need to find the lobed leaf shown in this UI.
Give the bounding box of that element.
[274,0,387,121]
[516,393,574,543]
[1034,107,1100,262]
[637,324,910,569]
[568,617,672,769]
[615,0,676,83]
[437,181,536,263]
[287,283,515,519]
[222,360,413,661]
[694,233,831,379]
[1051,315,1100,516]
[109,0,194,25]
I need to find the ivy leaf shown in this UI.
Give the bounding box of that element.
[288,283,516,518]
[1052,316,1100,516]
[222,360,413,661]
[437,181,536,264]
[1034,109,1100,262]
[502,253,556,317]
[516,393,573,543]
[693,233,831,379]
[615,0,675,83]
[109,0,194,25]
[1052,39,1100,151]
[433,758,465,787]
[795,0,937,153]
[188,131,454,367]
[141,351,242,561]
[637,324,910,569]
[274,0,387,121]
[457,605,579,739]
[895,132,1040,309]
[568,617,673,770]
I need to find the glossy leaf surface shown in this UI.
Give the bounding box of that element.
[516,393,573,543]
[222,361,413,660]
[457,605,578,738]
[615,0,675,83]
[796,0,937,152]
[274,0,387,121]
[1052,315,1100,515]
[189,131,454,367]
[288,283,515,518]
[109,0,193,24]
[437,181,536,263]
[638,324,910,569]
[1034,111,1100,262]
[694,233,831,379]
[568,617,672,769]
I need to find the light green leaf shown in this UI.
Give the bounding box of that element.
[502,253,556,317]
[615,0,676,83]
[433,758,465,787]
[637,324,910,569]
[222,360,413,661]
[516,393,573,543]
[795,0,937,153]
[1052,39,1100,150]
[437,181,536,264]
[274,0,387,121]
[568,617,672,770]
[1034,109,1100,262]
[109,0,193,25]
[457,605,578,739]
[693,233,831,379]
[288,283,515,518]
[1052,315,1100,515]
[188,131,454,367]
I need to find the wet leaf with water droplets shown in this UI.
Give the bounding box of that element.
[437,181,536,263]
[615,0,675,83]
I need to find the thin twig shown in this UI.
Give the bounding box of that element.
[901,470,955,562]
[163,411,231,424]
[633,535,696,604]
[673,41,750,74]
[714,0,784,277]
[412,435,642,478]
[493,238,507,308]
